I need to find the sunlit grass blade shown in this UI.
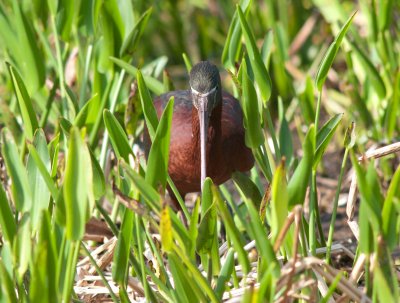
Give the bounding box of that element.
[6,62,39,141]
[168,252,205,302]
[145,97,173,192]
[120,7,153,56]
[196,178,217,254]
[240,58,264,148]
[182,53,192,72]
[214,185,250,274]
[234,180,279,274]
[314,113,343,168]
[74,94,99,128]
[237,5,272,102]
[63,127,92,240]
[3,3,45,91]
[14,214,31,279]
[98,0,124,72]
[103,109,132,162]
[298,76,316,124]
[160,204,173,253]
[57,0,77,40]
[326,122,353,263]
[378,0,394,31]
[349,40,387,99]
[381,164,400,249]
[120,161,161,212]
[315,11,356,91]
[1,128,32,211]
[112,208,134,284]
[88,148,105,200]
[30,211,58,303]
[270,159,288,243]
[385,70,399,138]
[374,265,396,302]
[172,246,219,303]
[214,248,234,300]
[137,68,161,139]
[27,129,51,230]
[0,261,18,303]
[221,0,251,69]
[232,172,262,208]
[279,101,293,163]
[288,125,315,206]
[350,152,382,251]
[0,184,16,245]
[110,57,164,95]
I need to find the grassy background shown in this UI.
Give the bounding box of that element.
[0,0,400,302]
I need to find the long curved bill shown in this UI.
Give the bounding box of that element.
[198,97,209,191]
[191,87,216,191]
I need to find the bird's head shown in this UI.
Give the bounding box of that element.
[189,61,221,115]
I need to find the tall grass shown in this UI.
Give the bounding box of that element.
[0,0,399,302]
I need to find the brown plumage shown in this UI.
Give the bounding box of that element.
[144,61,254,205]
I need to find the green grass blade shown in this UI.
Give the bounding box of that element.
[240,58,264,148]
[381,164,400,249]
[314,113,343,168]
[270,160,288,243]
[0,262,17,303]
[288,125,315,206]
[182,53,192,72]
[57,0,77,40]
[26,143,59,201]
[110,57,164,95]
[63,127,91,240]
[385,70,399,138]
[221,0,251,69]
[214,248,234,300]
[196,178,217,254]
[315,11,356,90]
[120,161,161,213]
[30,211,58,303]
[88,147,105,200]
[160,204,173,253]
[9,1,45,91]
[237,5,272,102]
[137,68,161,140]
[120,7,153,56]
[103,109,132,162]
[214,185,250,274]
[74,94,98,128]
[0,184,17,245]
[112,207,134,284]
[27,129,51,231]
[145,97,173,192]
[349,40,387,99]
[1,128,32,211]
[6,62,39,141]
[167,253,201,303]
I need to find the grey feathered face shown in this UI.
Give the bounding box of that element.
[189,61,220,94]
[189,61,221,114]
[188,61,222,191]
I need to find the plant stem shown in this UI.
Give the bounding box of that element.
[326,148,349,263]
[78,44,93,108]
[50,14,67,118]
[309,171,317,255]
[314,89,322,132]
[99,70,126,169]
